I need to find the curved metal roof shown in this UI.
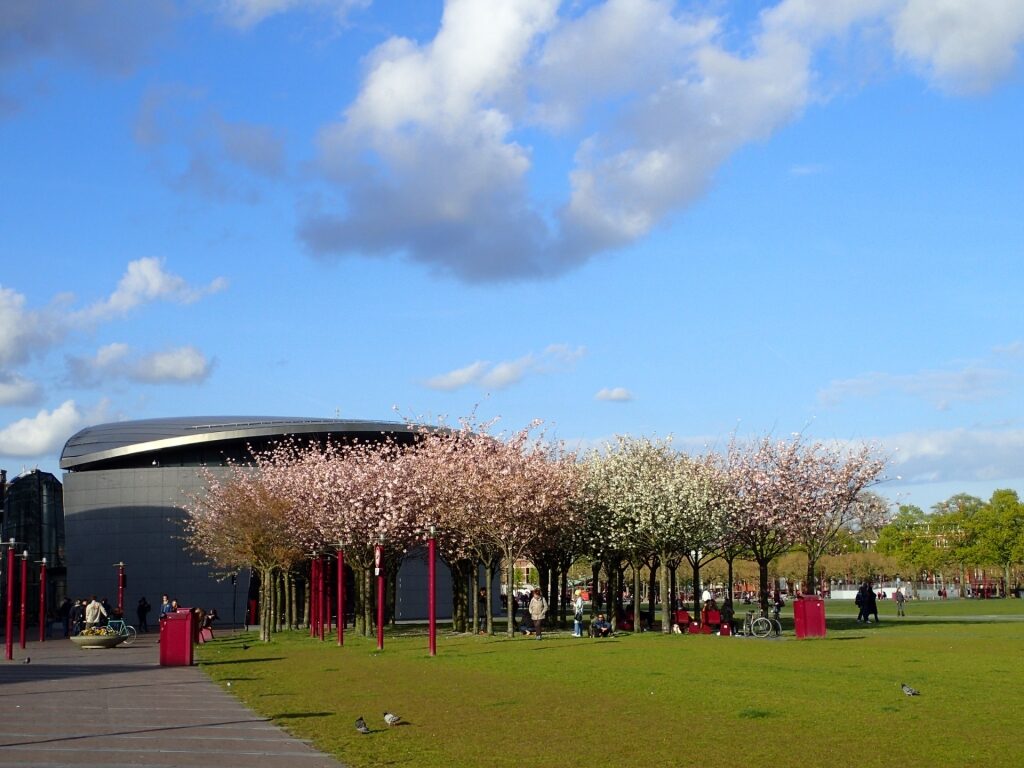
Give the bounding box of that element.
[60,416,419,470]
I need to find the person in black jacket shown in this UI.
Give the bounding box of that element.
[137,596,152,633]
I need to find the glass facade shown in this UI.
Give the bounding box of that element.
[1,470,67,626]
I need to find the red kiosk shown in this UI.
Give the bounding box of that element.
[793,596,826,638]
[160,609,195,666]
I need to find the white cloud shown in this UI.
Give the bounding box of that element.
[76,258,227,323]
[67,343,212,385]
[595,387,634,402]
[131,346,212,383]
[818,365,1012,408]
[0,373,42,406]
[0,285,63,368]
[0,400,85,458]
[423,344,584,391]
[892,0,1024,94]
[298,0,1023,282]
[881,427,1024,483]
[217,0,369,30]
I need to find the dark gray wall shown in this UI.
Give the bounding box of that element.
[63,467,249,626]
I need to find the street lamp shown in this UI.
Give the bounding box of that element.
[113,561,126,618]
[4,539,17,660]
[19,550,28,650]
[37,557,47,643]
[428,524,436,657]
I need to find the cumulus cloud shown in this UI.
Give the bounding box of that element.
[75,258,227,324]
[0,400,86,458]
[424,344,584,391]
[595,387,634,402]
[298,0,1024,282]
[217,0,369,30]
[0,372,41,406]
[881,427,1024,483]
[892,0,1024,95]
[0,284,63,368]
[67,343,213,386]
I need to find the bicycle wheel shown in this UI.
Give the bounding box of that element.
[122,625,137,646]
[751,617,772,638]
[772,619,782,637]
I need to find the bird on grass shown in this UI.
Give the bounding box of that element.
[355,717,371,734]
[384,711,401,726]
[901,683,920,696]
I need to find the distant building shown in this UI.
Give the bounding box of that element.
[1,469,67,627]
[60,417,456,626]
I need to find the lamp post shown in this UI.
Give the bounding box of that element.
[19,550,28,649]
[114,561,126,617]
[375,533,385,651]
[428,525,436,657]
[308,552,319,638]
[38,557,47,643]
[4,539,17,660]
[320,554,327,642]
[336,544,345,647]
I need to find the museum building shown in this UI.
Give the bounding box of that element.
[60,416,455,625]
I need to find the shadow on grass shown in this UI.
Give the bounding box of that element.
[271,711,333,719]
[199,657,285,665]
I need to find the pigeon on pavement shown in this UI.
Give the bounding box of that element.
[384,711,401,726]
[901,683,920,696]
[355,717,371,734]
[22,657,30,664]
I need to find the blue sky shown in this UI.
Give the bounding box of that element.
[1,0,1022,511]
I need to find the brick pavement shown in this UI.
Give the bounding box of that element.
[0,633,345,768]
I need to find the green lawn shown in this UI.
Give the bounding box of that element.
[198,600,1024,768]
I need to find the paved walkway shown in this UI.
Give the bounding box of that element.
[0,634,345,768]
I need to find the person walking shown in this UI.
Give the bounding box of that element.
[137,596,152,633]
[863,582,879,623]
[528,588,548,640]
[57,597,73,638]
[69,599,85,636]
[572,589,584,637]
[894,587,906,617]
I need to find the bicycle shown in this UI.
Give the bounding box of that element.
[106,618,137,646]
[742,607,782,638]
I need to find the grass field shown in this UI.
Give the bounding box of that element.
[198,599,1024,768]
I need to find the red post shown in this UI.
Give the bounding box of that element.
[309,556,319,637]
[336,548,344,646]
[375,541,384,651]
[428,527,436,657]
[5,542,15,660]
[319,555,327,642]
[38,558,47,643]
[19,551,28,649]
[116,562,125,617]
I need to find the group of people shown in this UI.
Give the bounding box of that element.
[57,596,113,636]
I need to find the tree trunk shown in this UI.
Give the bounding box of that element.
[660,551,672,633]
[559,566,569,629]
[692,559,701,618]
[484,561,494,635]
[471,560,480,634]
[506,559,516,637]
[670,564,677,611]
[606,558,618,631]
[258,567,273,642]
[633,561,642,633]
[302,571,310,629]
[806,556,817,598]
[726,556,735,603]
[758,558,770,613]
[363,566,374,637]
[647,557,658,628]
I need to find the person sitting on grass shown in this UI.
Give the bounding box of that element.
[592,614,612,638]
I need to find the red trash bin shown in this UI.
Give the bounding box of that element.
[160,609,195,666]
[793,596,826,638]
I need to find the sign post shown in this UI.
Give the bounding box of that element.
[4,540,16,660]
[428,525,436,657]
[336,546,345,646]
[38,557,47,643]
[19,550,28,649]
[375,536,384,651]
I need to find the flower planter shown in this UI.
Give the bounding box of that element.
[70,633,126,649]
